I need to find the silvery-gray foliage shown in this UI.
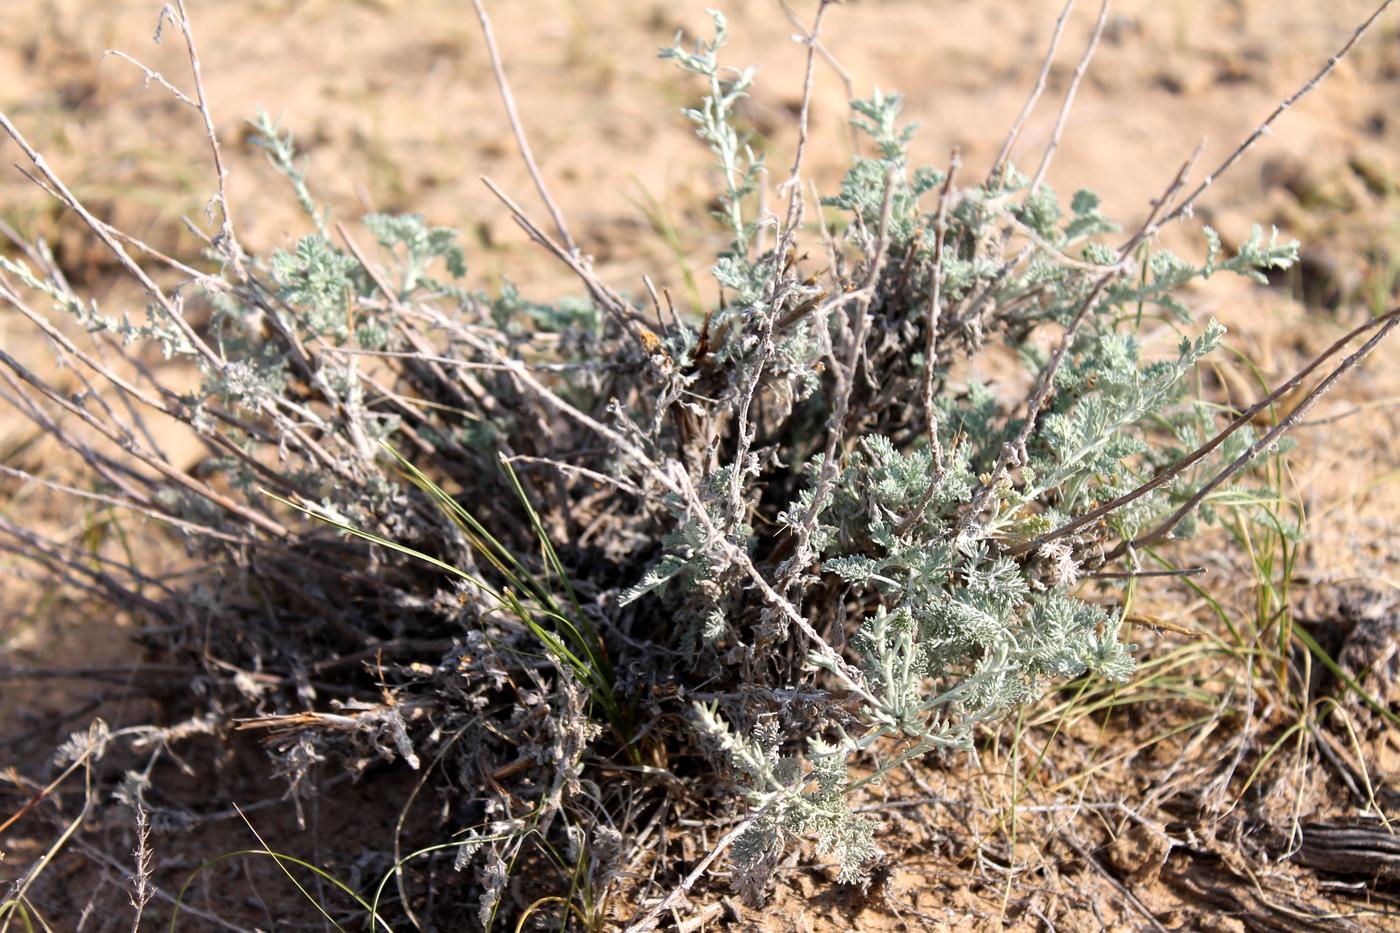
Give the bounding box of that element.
[626,12,1304,887]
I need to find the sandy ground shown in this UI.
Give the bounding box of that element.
[2,1,1398,293]
[2,0,1399,929]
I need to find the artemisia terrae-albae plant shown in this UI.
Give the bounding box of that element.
[1,0,1397,925]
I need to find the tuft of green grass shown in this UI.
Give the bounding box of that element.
[266,442,633,750]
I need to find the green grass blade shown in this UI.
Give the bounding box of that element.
[171,850,392,933]
[1292,624,1400,731]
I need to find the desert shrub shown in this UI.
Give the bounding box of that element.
[1,0,1397,926]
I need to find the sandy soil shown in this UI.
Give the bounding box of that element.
[2,0,1399,929]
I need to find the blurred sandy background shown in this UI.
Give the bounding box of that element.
[2,0,1397,296]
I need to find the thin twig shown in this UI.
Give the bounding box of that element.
[622,805,772,932]
[102,49,198,108]
[479,175,648,335]
[1061,832,1170,933]
[958,271,1114,536]
[1029,0,1109,194]
[0,113,226,374]
[1117,306,1400,556]
[961,143,1203,536]
[1010,306,1400,558]
[170,1,242,266]
[450,325,877,701]
[1148,0,1396,240]
[0,463,252,546]
[1,723,103,929]
[1117,141,1205,259]
[67,837,256,933]
[989,0,1077,187]
[776,0,833,239]
[781,1,856,147]
[504,455,651,499]
[785,166,898,579]
[0,345,289,537]
[1087,567,1205,580]
[897,151,960,535]
[470,0,577,255]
